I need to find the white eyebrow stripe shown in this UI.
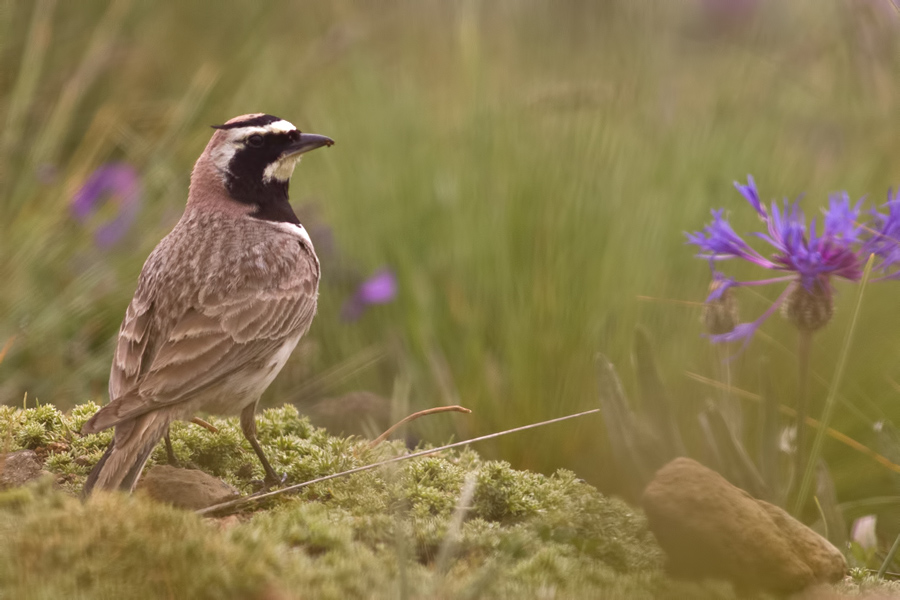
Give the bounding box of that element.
[265,119,297,134]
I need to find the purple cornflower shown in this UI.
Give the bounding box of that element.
[687,176,871,348]
[341,269,398,321]
[71,163,141,248]
[866,188,900,278]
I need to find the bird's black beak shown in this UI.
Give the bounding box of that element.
[284,133,334,157]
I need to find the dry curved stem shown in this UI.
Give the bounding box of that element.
[190,417,218,433]
[370,405,472,448]
[0,335,15,366]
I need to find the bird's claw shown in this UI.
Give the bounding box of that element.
[250,472,287,491]
[265,472,288,488]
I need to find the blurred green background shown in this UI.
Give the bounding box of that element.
[1,0,899,506]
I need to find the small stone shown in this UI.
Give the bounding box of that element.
[642,457,846,594]
[136,466,239,510]
[55,473,77,485]
[0,450,44,489]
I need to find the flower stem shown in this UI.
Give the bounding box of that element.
[791,254,876,516]
[792,328,813,508]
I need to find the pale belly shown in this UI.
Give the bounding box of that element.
[195,332,303,416]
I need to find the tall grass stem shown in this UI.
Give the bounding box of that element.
[0,0,56,177]
[879,533,900,579]
[28,0,131,169]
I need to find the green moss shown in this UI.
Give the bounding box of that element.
[831,573,900,598]
[14,420,48,449]
[0,402,775,598]
[0,482,280,600]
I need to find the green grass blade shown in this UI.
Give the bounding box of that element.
[633,326,686,457]
[28,0,132,169]
[0,0,56,182]
[701,403,769,500]
[757,357,783,501]
[879,534,900,579]
[839,496,900,520]
[814,460,847,549]
[596,353,657,493]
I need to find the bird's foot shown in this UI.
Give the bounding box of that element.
[249,472,287,492]
[264,471,288,488]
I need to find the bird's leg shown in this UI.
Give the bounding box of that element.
[164,429,178,467]
[240,403,283,487]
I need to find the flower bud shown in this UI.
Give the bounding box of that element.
[782,283,833,332]
[702,281,739,335]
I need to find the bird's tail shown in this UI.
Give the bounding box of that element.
[83,411,172,496]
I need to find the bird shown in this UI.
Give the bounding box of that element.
[81,113,334,494]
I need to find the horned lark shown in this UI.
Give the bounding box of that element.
[82,114,333,494]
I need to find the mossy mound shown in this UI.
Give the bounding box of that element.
[0,402,758,598]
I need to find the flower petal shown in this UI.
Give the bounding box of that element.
[707,283,795,353]
[687,209,773,267]
[734,175,766,218]
[823,192,863,243]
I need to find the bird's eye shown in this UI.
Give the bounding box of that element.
[248,134,264,148]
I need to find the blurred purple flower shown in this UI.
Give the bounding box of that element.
[341,269,398,321]
[71,163,141,248]
[865,188,900,279]
[687,176,893,348]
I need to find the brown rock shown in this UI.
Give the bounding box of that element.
[642,457,846,594]
[0,450,44,489]
[136,466,239,510]
[757,500,847,586]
